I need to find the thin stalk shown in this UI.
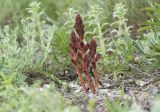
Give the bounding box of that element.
[75,64,87,93]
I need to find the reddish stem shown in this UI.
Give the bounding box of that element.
[75,64,87,93]
[70,14,101,94]
[84,70,95,93]
[93,67,99,90]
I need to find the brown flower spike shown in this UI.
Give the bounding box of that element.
[70,14,100,94]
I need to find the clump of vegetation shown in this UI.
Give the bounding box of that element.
[0,1,56,85]
[105,96,160,112]
[0,84,78,112]
[108,3,135,76]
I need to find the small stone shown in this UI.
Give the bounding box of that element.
[135,80,146,87]
[39,88,43,92]
[134,56,141,64]
[69,83,80,89]
[88,93,94,98]
[43,84,51,89]
[69,83,75,88]
[80,105,85,110]
[99,89,108,95]
[144,85,160,94]
[75,87,82,93]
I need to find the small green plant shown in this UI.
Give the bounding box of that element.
[105,3,135,76]
[85,4,108,55]
[105,95,160,112]
[88,99,95,112]
[136,32,160,70]
[50,27,71,72]
[139,2,160,33]
[105,97,130,112]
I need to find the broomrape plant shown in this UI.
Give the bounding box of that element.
[64,3,109,56]
[64,3,110,75]
[85,4,108,56]
[70,14,100,94]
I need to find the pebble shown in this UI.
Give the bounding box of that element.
[144,85,160,94]
[43,84,51,89]
[69,83,80,89]
[75,88,82,93]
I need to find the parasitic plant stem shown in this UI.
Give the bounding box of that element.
[70,14,100,94]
